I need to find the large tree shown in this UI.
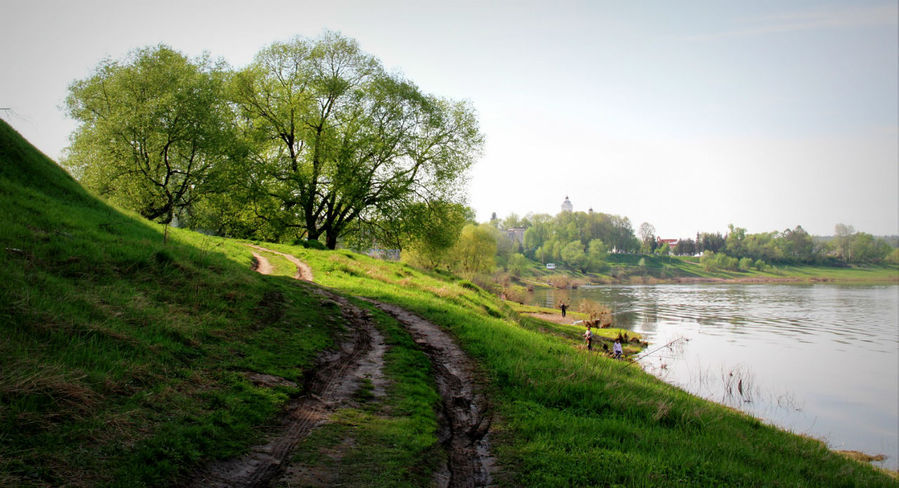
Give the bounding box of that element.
[231,32,483,248]
[64,46,233,225]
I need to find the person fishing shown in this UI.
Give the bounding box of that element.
[559,302,568,318]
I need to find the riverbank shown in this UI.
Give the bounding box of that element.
[512,256,898,291]
[3,121,896,486]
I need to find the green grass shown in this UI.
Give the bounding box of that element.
[2,119,895,486]
[261,243,896,486]
[0,121,339,486]
[603,254,899,283]
[518,253,897,284]
[277,302,443,487]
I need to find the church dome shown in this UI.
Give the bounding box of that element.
[561,196,573,213]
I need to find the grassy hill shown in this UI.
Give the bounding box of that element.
[0,121,344,486]
[2,119,895,486]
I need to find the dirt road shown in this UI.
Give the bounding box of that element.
[184,247,493,487]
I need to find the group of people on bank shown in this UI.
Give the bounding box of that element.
[559,302,623,359]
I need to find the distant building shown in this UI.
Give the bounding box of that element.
[657,237,679,248]
[505,227,526,245]
[561,196,573,213]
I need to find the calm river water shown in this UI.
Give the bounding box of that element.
[531,284,899,469]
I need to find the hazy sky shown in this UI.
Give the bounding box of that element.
[2,0,897,238]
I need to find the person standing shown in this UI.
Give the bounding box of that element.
[613,338,623,359]
[584,325,593,350]
[560,302,568,318]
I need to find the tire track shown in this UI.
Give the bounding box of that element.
[369,300,494,488]
[190,247,494,487]
[182,251,384,487]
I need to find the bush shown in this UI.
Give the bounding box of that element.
[576,299,613,327]
[738,257,753,272]
[502,284,529,304]
[292,238,326,250]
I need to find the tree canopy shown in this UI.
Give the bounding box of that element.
[64,46,234,225]
[229,33,483,248]
[63,33,482,249]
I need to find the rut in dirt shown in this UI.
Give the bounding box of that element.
[370,301,494,488]
[188,248,494,487]
[184,252,386,488]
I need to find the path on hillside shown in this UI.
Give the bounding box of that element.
[188,247,493,487]
[369,301,494,487]
[248,244,314,281]
[185,252,385,487]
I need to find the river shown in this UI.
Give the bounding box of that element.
[530,284,899,470]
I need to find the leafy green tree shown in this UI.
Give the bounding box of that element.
[587,239,609,272]
[64,45,234,225]
[561,240,587,272]
[744,232,781,262]
[777,226,814,263]
[674,238,696,256]
[639,222,656,254]
[231,32,483,248]
[834,223,855,263]
[450,224,496,275]
[382,201,469,269]
[508,253,529,276]
[850,233,892,263]
[697,232,726,254]
[655,242,670,256]
[725,224,747,257]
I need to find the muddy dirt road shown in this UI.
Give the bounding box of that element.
[184,247,493,487]
[370,301,494,488]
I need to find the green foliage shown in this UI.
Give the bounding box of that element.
[282,304,442,487]
[1,121,335,485]
[229,32,483,248]
[288,241,896,487]
[508,253,530,277]
[386,201,469,269]
[449,223,497,275]
[64,45,235,225]
[560,240,587,271]
[850,232,893,263]
[701,251,740,272]
[520,211,638,259]
[587,238,609,272]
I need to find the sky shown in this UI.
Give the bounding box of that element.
[1,0,897,238]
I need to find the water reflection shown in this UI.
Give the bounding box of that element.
[528,284,899,469]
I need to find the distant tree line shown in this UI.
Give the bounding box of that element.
[481,212,897,275]
[483,211,641,272]
[671,224,895,268]
[63,33,483,250]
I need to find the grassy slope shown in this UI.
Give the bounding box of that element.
[258,242,896,487]
[521,253,898,285]
[1,120,894,486]
[0,121,344,486]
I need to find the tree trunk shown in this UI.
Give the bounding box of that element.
[325,231,338,250]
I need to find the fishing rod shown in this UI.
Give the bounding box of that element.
[625,336,686,367]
